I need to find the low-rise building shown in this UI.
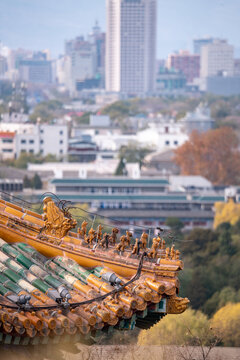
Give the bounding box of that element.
[0,122,68,158]
[0,179,23,192]
[0,132,16,160]
[136,120,188,150]
[199,75,240,96]
[155,68,186,94]
[68,136,98,162]
[179,103,215,133]
[49,175,223,230]
[28,158,119,178]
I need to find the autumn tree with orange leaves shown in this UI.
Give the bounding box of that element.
[174,127,240,185]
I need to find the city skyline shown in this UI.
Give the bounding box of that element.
[0,0,240,59]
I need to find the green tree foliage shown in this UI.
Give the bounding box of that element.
[115,157,127,176]
[29,100,63,123]
[204,287,240,316]
[23,173,42,189]
[23,175,32,188]
[73,112,91,125]
[5,153,60,169]
[13,153,43,169]
[31,173,42,189]
[118,143,153,168]
[166,217,184,238]
[101,100,139,120]
[178,224,240,316]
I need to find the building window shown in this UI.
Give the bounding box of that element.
[40,140,44,144]
[40,129,44,134]
[59,149,63,154]
[29,139,34,144]
[59,130,63,135]
[29,149,34,154]
[21,139,26,144]
[2,149,13,152]
[2,139,13,143]
[59,140,63,144]
[21,149,26,153]
[174,140,178,145]
[165,140,170,145]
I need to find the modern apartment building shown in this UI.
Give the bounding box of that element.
[166,51,200,83]
[106,0,157,95]
[200,39,234,78]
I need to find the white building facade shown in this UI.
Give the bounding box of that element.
[0,123,68,158]
[200,39,234,78]
[106,0,157,95]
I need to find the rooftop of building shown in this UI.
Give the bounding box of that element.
[51,177,169,185]
[0,131,15,138]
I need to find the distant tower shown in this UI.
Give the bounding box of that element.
[106,0,157,95]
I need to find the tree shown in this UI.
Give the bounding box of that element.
[211,302,240,347]
[118,143,153,168]
[214,200,240,229]
[203,287,240,316]
[166,217,184,237]
[14,153,42,169]
[31,173,42,189]
[23,175,32,188]
[138,309,211,346]
[138,309,222,360]
[29,100,63,123]
[115,157,127,176]
[174,127,240,185]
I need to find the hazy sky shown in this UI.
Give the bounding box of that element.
[0,0,240,58]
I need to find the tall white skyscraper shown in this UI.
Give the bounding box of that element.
[106,0,157,95]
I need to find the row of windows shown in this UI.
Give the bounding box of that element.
[40,129,64,135]
[21,149,64,154]
[21,139,64,144]
[2,149,13,152]
[1,139,13,143]
[0,183,23,191]
[165,140,178,146]
[21,139,34,144]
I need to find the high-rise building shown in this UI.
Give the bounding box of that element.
[89,22,106,80]
[193,38,214,55]
[65,35,99,95]
[19,60,52,84]
[106,0,157,95]
[200,39,234,78]
[166,51,200,83]
[16,51,52,84]
[234,59,240,76]
[0,56,7,78]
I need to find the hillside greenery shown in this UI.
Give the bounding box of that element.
[175,222,240,316]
